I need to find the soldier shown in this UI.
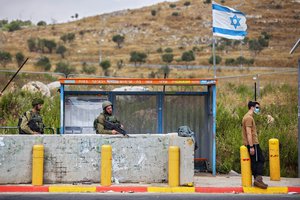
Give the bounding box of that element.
[95,100,122,134]
[19,98,45,135]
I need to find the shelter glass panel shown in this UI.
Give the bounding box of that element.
[64,95,108,134]
[114,95,157,134]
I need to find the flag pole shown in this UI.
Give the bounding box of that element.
[212,37,216,78]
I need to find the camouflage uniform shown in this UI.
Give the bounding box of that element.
[95,101,121,134]
[19,98,45,134]
[20,111,44,134]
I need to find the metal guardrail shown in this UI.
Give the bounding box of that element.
[217,69,297,79]
[0,69,66,77]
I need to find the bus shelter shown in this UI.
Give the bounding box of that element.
[59,78,217,175]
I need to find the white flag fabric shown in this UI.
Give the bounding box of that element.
[212,1,247,40]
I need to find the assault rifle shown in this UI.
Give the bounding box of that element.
[104,120,128,137]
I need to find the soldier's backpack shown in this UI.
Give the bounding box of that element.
[177,125,198,150]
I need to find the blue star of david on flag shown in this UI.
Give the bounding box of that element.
[212,1,247,40]
[230,15,241,29]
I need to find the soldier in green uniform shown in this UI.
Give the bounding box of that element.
[19,98,45,135]
[95,101,122,135]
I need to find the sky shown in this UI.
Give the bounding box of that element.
[0,0,177,24]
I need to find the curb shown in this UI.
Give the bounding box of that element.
[0,185,299,194]
[0,186,49,192]
[195,187,243,193]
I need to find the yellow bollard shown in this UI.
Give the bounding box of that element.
[240,146,252,187]
[32,145,44,186]
[269,138,280,181]
[101,145,112,186]
[168,146,180,187]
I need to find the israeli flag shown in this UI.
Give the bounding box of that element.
[212,1,247,40]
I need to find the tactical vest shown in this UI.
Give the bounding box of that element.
[19,111,44,134]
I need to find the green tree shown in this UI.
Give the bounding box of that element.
[151,10,157,16]
[225,58,235,66]
[67,33,75,42]
[162,53,174,64]
[0,20,8,28]
[37,38,46,53]
[112,34,125,48]
[56,45,67,58]
[37,21,47,26]
[100,59,111,76]
[172,12,179,16]
[35,56,51,71]
[164,47,173,53]
[82,62,96,74]
[43,39,57,53]
[60,33,75,43]
[249,39,263,55]
[181,51,195,63]
[130,51,147,66]
[184,1,191,7]
[60,34,68,43]
[54,61,75,76]
[27,38,37,52]
[169,3,176,8]
[15,52,25,66]
[0,51,12,67]
[7,21,21,32]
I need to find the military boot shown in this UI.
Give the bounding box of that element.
[253,176,268,189]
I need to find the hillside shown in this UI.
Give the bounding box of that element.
[1,0,300,77]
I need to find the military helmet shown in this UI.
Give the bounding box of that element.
[102,100,113,110]
[32,98,44,107]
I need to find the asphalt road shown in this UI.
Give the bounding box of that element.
[0,193,300,200]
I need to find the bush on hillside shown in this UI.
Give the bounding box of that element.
[112,34,125,48]
[181,51,195,63]
[130,51,147,66]
[35,56,51,71]
[209,55,222,65]
[56,45,67,58]
[172,12,179,17]
[164,47,173,53]
[37,21,47,26]
[184,1,191,6]
[15,52,25,66]
[0,51,12,67]
[82,63,96,74]
[151,10,157,16]
[162,53,174,64]
[60,33,75,43]
[100,59,111,76]
[54,61,75,76]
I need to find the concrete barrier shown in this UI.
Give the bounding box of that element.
[0,133,194,185]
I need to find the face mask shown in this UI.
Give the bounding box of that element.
[254,108,260,114]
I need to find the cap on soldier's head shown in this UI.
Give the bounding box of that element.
[102,100,113,110]
[32,98,44,107]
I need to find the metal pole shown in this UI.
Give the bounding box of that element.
[213,37,216,78]
[298,58,300,178]
[257,74,260,99]
[254,82,257,101]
